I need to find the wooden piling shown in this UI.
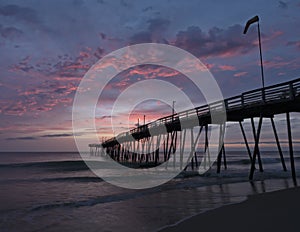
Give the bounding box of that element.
[249,116,263,180]
[239,121,253,162]
[217,124,225,173]
[286,112,297,185]
[270,117,287,171]
[251,118,264,172]
[180,129,186,170]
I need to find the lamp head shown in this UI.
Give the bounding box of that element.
[243,15,259,34]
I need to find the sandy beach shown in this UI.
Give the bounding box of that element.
[159,186,300,232]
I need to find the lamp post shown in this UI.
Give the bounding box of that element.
[243,15,265,101]
[172,101,175,115]
[172,100,176,121]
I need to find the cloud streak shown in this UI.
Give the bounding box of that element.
[40,133,73,138]
[6,136,37,141]
[6,133,75,141]
[287,41,300,49]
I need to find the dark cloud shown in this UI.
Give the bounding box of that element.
[147,18,170,33]
[129,17,170,44]
[278,1,288,9]
[40,133,73,138]
[11,45,103,78]
[99,32,106,40]
[93,47,104,59]
[129,31,152,44]
[142,6,153,12]
[11,56,33,72]
[0,24,23,40]
[72,0,85,7]
[120,0,131,8]
[174,24,257,58]
[6,133,74,141]
[0,4,39,23]
[6,136,37,140]
[50,59,90,77]
[97,115,115,120]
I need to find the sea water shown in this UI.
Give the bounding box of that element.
[0,151,299,232]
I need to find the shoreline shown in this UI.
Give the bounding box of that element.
[158,186,300,232]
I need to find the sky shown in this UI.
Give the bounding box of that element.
[0,0,300,152]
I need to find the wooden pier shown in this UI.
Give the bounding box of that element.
[90,77,300,183]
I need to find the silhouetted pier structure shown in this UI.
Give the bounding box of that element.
[89,77,300,183]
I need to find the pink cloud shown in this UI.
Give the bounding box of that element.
[205,63,215,70]
[0,100,27,116]
[263,60,291,69]
[128,66,180,79]
[234,72,248,77]
[262,30,283,43]
[219,65,236,71]
[277,72,286,76]
[0,78,78,116]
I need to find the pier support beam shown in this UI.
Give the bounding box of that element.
[270,117,287,171]
[249,116,263,180]
[189,128,195,170]
[217,123,226,174]
[155,134,162,165]
[222,144,227,170]
[163,133,169,162]
[179,129,186,170]
[239,121,253,163]
[203,124,210,168]
[193,126,203,170]
[173,131,178,169]
[251,118,264,172]
[165,131,177,169]
[286,112,297,185]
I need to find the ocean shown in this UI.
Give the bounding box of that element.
[0,151,299,232]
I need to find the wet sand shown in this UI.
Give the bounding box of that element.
[159,186,300,232]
